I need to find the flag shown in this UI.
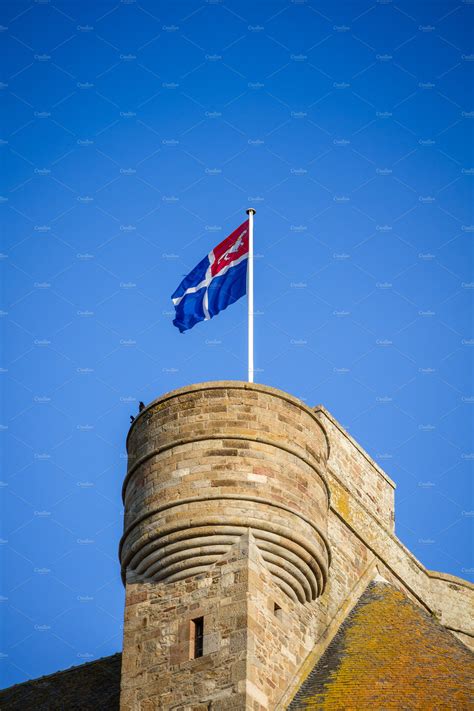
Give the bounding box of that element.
[171,220,249,333]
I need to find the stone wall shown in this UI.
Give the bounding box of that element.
[120,536,251,710]
[314,405,395,530]
[120,532,328,711]
[119,381,474,710]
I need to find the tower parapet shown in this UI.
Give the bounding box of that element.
[120,382,331,604]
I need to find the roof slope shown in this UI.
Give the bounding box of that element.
[289,582,474,710]
[0,653,121,710]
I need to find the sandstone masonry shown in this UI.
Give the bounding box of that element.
[119,381,474,710]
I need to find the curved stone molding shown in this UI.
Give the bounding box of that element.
[120,381,331,603]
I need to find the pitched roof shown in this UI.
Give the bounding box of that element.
[0,653,121,710]
[289,582,474,710]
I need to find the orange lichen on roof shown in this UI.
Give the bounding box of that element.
[289,582,474,710]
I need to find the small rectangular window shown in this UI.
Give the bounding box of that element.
[273,602,283,620]
[190,616,204,659]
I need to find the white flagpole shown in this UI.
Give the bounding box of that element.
[246,208,255,383]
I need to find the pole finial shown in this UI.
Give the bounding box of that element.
[246,208,256,215]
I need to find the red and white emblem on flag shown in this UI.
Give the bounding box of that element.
[210,220,249,277]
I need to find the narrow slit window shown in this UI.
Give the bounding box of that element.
[273,602,282,620]
[190,616,204,659]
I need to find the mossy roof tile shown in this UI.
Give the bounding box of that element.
[289,582,474,710]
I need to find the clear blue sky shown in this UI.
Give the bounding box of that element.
[1,0,473,688]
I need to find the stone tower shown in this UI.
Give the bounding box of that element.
[119,381,474,710]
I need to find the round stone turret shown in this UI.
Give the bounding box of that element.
[119,381,331,603]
